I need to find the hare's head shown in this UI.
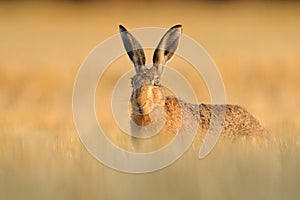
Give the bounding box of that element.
[120,25,182,115]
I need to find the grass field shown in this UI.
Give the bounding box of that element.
[0,1,300,200]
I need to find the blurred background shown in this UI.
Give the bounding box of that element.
[0,0,300,200]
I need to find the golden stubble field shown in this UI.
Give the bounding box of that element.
[0,1,300,200]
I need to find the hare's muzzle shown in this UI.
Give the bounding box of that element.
[132,99,152,115]
[131,84,155,115]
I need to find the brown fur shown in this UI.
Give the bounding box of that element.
[119,24,269,150]
[132,95,269,140]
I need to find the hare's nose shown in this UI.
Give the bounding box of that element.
[137,101,148,114]
[138,107,143,114]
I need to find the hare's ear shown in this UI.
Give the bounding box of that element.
[153,24,182,76]
[119,25,146,73]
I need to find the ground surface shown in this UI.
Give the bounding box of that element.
[0,1,299,200]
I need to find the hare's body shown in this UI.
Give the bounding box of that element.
[132,96,268,140]
[119,24,268,148]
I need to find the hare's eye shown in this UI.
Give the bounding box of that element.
[153,77,160,86]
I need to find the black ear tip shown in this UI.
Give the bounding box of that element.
[171,24,183,33]
[119,25,127,32]
[171,24,182,29]
[173,24,182,28]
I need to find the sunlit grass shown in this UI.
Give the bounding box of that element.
[0,1,300,200]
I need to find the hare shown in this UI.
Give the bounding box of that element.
[119,24,269,148]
